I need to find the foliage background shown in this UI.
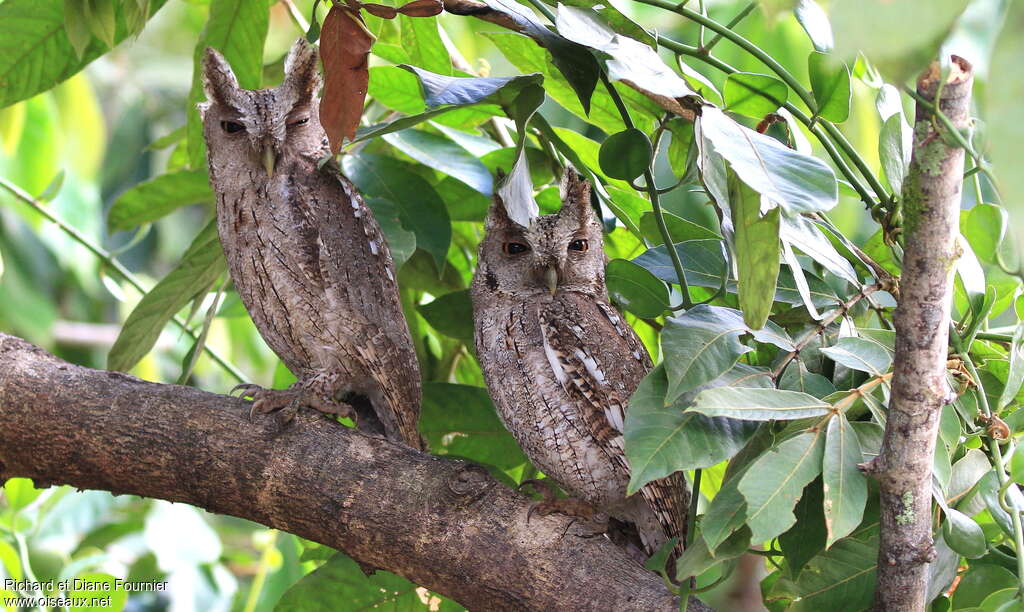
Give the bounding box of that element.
[0,0,1021,610]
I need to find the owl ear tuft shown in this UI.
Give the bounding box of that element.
[559,167,594,223]
[201,47,242,109]
[486,195,517,231]
[283,37,323,103]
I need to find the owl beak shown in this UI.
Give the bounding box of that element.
[261,146,277,178]
[544,264,559,296]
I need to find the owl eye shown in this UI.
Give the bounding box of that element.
[289,117,309,127]
[503,242,529,255]
[568,239,589,252]
[220,120,245,134]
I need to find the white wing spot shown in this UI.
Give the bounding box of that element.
[542,332,568,387]
[386,268,394,281]
[369,240,379,255]
[574,348,607,386]
[605,405,625,433]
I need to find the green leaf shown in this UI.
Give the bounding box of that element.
[554,4,691,99]
[778,479,828,576]
[0,539,21,581]
[781,215,860,285]
[661,304,753,403]
[665,118,697,180]
[778,361,837,399]
[730,174,781,329]
[795,0,834,52]
[941,507,986,558]
[962,203,1009,263]
[418,290,474,347]
[364,197,417,268]
[0,0,167,108]
[560,0,656,48]
[823,414,867,547]
[675,526,750,581]
[878,113,912,195]
[277,552,463,611]
[697,105,838,215]
[84,0,116,48]
[807,52,851,123]
[786,532,878,611]
[723,72,788,118]
[64,0,92,59]
[701,465,750,551]
[952,563,1017,609]
[497,84,546,227]
[999,327,1024,411]
[383,129,493,195]
[639,211,721,245]
[107,170,213,232]
[3,478,42,511]
[605,258,668,318]
[186,0,270,168]
[342,153,451,270]
[599,129,652,181]
[624,364,767,493]
[739,430,826,544]
[68,572,128,612]
[484,0,599,112]
[1010,442,1024,485]
[690,387,830,421]
[420,383,528,472]
[400,15,451,75]
[820,337,892,375]
[108,220,226,372]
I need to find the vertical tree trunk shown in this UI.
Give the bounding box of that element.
[869,56,973,611]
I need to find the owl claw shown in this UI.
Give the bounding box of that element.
[231,383,355,426]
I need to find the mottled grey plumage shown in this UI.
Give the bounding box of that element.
[471,170,688,559]
[199,38,421,449]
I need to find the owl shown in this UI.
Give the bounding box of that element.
[471,169,688,563]
[199,38,422,449]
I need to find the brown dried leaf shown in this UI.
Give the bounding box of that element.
[362,3,399,18]
[397,0,443,17]
[319,6,373,152]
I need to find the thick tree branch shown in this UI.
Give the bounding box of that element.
[867,57,973,611]
[0,333,710,611]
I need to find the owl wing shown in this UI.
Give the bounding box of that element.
[539,297,687,553]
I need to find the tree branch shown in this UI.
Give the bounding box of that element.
[866,57,973,611]
[0,333,711,611]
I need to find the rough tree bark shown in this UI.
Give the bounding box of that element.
[867,57,973,611]
[0,333,714,611]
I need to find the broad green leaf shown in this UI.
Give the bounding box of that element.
[723,72,788,118]
[3,478,42,511]
[84,0,117,48]
[778,361,836,399]
[624,364,767,494]
[186,0,270,168]
[978,471,1024,538]
[639,211,721,245]
[697,105,838,214]
[496,83,547,227]
[952,563,1017,609]
[418,290,474,347]
[605,259,668,318]
[383,129,493,195]
[599,129,652,181]
[364,197,417,268]
[823,414,867,547]
[665,118,698,180]
[485,0,599,111]
[690,387,830,421]
[999,328,1024,411]
[786,532,878,611]
[277,552,463,611]
[674,526,750,581]
[820,337,892,375]
[64,0,93,58]
[107,170,213,232]
[781,215,860,286]
[661,305,753,402]
[368,65,426,114]
[433,123,503,157]
[0,0,168,108]
[807,52,851,123]
[67,572,127,612]
[0,540,21,581]
[108,220,225,372]
[730,174,781,329]
[979,589,1020,612]
[400,15,451,75]
[941,507,986,558]
[1010,442,1024,485]
[962,203,1009,264]
[927,532,959,606]
[878,113,912,195]
[554,4,692,98]
[602,186,646,239]
[342,153,451,269]
[401,65,544,109]
[778,480,827,576]
[420,383,528,471]
[702,467,751,551]
[795,0,834,52]
[560,0,656,48]
[739,430,825,544]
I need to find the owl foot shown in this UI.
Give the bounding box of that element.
[519,480,608,538]
[231,383,356,426]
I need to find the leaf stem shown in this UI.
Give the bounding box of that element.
[0,176,246,383]
[687,468,701,548]
[243,529,279,612]
[699,2,756,54]
[599,72,693,308]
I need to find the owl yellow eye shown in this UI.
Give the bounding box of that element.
[568,239,589,252]
[220,120,245,134]
[503,242,529,255]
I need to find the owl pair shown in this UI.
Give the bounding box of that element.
[201,38,686,565]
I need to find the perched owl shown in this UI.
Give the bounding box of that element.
[471,169,688,563]
[199,38,422,449]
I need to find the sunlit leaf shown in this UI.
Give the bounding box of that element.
[418,290,474,347]
[383,129,493,195]
[961,203,1008,263]
[723,72,788,118]
[807,52,851,122]
[795,0,834,52]
[823,413,867,547]
[730,174,781,329]
[400,14,450,75]
[661,304,753,403]
[820,337,892,375]
[639,211,721,245]
[107,169,213,232]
